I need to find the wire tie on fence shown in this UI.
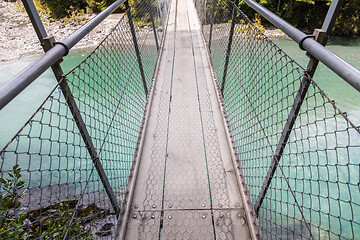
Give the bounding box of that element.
[299,35,315,51]
[54,42,70,56]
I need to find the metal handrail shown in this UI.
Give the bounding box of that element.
[0,0,126,110]
[240,0,360,93]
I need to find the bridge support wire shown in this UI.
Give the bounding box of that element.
[147,0,160,52]
[126,0,148,97]
[207,0,217,52]
[221,0,239,95]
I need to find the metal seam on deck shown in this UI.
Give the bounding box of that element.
[158,0,178,237]
[189,3,217,237]
[187,0,253,237]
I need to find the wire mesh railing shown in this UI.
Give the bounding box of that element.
[0,0,168,238]
[194,0,360,239]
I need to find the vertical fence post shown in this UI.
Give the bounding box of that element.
[21,0,48,43]
[147,0,160,52]
[221,0,239,94]
[126,0,148,96]
[208,0,217,52]
[203,0,208,25]
[254,0,344,214]
[203,0,207,24]
[21,0,120,215]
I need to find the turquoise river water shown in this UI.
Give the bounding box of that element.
[1,38,359,148]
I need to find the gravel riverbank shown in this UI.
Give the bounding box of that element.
[0,0,286,62]
[0,0,123,61]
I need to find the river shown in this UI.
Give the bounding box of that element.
[1,38,359,149]
[275,37,360,126]
[0,50,89,148]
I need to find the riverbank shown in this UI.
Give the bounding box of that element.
[0,0,288,62]
[0,0,123,61]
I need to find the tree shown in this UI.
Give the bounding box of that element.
[237,0,359,36]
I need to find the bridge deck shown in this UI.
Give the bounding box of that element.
[121,0,256,238]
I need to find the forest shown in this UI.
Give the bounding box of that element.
[239,0,359,36]
[12,0,360,36]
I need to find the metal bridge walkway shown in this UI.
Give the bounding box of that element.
[1,0,360,239]
[120,0,258,238]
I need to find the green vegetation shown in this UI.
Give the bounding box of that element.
[30,201,93,240]
[332,1,360,36]
[0,165,93,239]
[25,0,359,35]
[32,0,137,19]
[0,164,26,211]
[34,0,115,18]
[238,0,359,36]
[0,164,28,239]
[210,0,359,36]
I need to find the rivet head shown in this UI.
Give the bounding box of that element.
[202,214,206,219]
[134,205,138,209]
[220,214,224,218]
[218,204,222,208]
[168,215,172,219]
[169,204,172,208]
[133,214,137,219]
[151,215,155,219]
[235,203,240,207]
[202,204,206,207]
[152,205,156,209]
[237,213,242,218]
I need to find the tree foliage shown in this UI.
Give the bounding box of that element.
[35,0,120,18]
[0,165,93,239]
[32,0,359,35]
[333,0,360,35]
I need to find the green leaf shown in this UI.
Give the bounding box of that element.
[0,178,6,183]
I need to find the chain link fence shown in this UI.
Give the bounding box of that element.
[195,0,360,239]
[0,0,168,238]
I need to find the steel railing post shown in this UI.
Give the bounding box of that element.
[221,0,239,94]
[147,0,160,52]
[21,0,120,215]
[203,0,207,25]
[126,0,148,96]
[254,0,345,214]
[21,0,48,43]
[208,0,217,52]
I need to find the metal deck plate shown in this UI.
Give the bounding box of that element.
[123,0,252,238]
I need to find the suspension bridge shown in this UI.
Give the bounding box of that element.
[0,0,359,239]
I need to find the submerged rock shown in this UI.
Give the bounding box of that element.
[96,223,114,236]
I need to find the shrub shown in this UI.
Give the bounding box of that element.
[0,165,93,239]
